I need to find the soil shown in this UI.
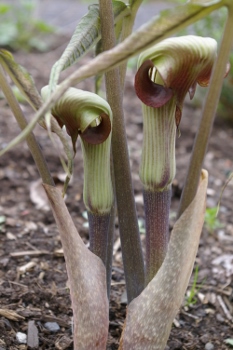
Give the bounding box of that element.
[1,5,233,350]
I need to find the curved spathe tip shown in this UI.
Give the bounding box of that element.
[81,113,111,145]
[134,60,174,108]
[41,86,113,151]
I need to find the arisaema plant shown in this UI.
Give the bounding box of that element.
[0,0,232,349]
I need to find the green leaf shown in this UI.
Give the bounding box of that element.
[33,20,55,34]
[113,0,129,19]
[0,4,11,14]
[129,0,143,9]
[0,23,17,46]
[0,215,6,232]
[0,216,6,224]
[48,4,100,93]
[225,339,233,347]
[48,1,130,93]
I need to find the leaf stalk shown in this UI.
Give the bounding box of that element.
[0,66,54,186]
[99,0,145,303]
[178,6,233,217]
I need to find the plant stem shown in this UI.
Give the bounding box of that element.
[178,8,233,217]
[99,0,145,303]
[106,203,116,299]
[139,100,176,284]
[104,155,117,299]
[144,188,171,285]
[88,212,110,266]
[119,0,144,87]
[0,66,54,186]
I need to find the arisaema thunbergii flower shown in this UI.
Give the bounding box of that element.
[134,36,219,283]
[42,86,114,265]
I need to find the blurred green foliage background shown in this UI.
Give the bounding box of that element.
[0,0,54,52]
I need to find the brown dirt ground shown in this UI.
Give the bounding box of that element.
[0,33,233,350]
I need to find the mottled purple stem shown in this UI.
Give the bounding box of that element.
[144,188,171,285]
[88,212,110,267]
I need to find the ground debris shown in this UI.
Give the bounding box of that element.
[27,320,39,349]
[55,336,73,350]
[0,309,25,321]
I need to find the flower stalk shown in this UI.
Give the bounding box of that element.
[80,135,113,266]
[140,99,176,283]
[140,98,176,283]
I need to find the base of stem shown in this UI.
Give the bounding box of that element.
[88,212,110,267]
[144,188,171,285]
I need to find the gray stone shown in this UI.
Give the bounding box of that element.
[44,321,60,332]
[205,342,214,350]
[27,320,39,348]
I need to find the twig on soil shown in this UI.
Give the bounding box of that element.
[173,318,181,328]
[26,242,41,251]
[113,237,121,256]
[10,250,51,257]
[188,283,232,297]
[111,281,126,286]
[0,309,25,321]
[223,296,233,315]
[181,310,202,321]
[18,261,37,274]
[217,295,232,321]
[8,280,28,288]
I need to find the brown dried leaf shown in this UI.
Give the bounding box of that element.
[30,179,50,210]
[119,170,208,350]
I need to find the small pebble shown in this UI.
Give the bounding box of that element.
[200,334,210,344]
[168,340,182,349]
[205,342,214,350]
[120,290,127,305]
[216,313,225,322]
[16,332,27,344]
[44,322,60,332]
